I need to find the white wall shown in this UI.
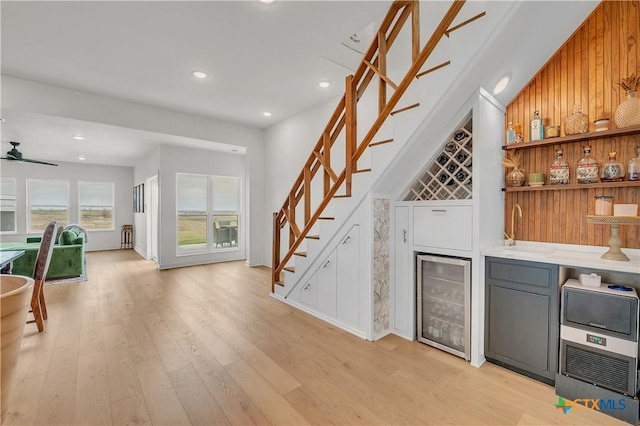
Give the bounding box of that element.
[157,144,247,269]
[263,98,340,266]
[133,146,160,258]
[2,75,267,266]
[0,160,133,251]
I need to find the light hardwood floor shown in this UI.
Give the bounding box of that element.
[4,250,624,425]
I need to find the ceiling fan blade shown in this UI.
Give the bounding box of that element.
[22,158,58,166]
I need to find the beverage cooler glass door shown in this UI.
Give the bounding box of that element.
[417,254,471,360]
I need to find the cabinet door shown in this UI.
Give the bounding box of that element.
[337,226,359,328]
[413,205,472,251]
[485,257,559,384]
[299,276,317,307]
[316,250,337,317]
[487,285,551,374]
[394,206,412,336]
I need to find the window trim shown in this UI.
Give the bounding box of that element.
[78,181,116,232]
[176,173,241,256]
[26,178,70,233]
[0,177,17,234]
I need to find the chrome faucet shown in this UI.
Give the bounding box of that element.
[507,203,523,246]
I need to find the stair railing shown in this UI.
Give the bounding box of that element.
[272,0,468,290]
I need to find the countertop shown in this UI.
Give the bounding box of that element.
[482,241,640,275]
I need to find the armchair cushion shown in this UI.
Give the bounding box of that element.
[59,229,78,245]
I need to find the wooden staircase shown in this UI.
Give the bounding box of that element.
[272,0,484,291]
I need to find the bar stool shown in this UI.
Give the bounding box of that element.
[121,225,133,249]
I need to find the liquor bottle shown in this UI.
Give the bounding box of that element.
[576,146,599,184]
[628,146,640,181]
[549,149,569,184]
[513,119,523,144]
[505,121,515,145]
[600,152,625,182]
[530,110,544,141]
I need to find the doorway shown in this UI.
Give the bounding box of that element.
[147,175,159,263]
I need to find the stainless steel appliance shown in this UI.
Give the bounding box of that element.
[417,254,470,360]
[556,279,639,425]
[559,279,639,396]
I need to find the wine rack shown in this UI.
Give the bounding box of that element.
[405,118,473,201]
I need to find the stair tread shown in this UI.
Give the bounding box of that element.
[294,251,307,257]
[275,280,284,287]
[354,168,372,173]
[283,266,296,273]
[370,138,394,147]
[391,102,420,116]
[318,217,335,220]
[333,194,351,198]
[306,235,320,239]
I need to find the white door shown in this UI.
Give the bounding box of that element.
[316,250,337,317]
[394,206,412,336]
[337,226,359,329]
[299,276,317,308]
[147,175,159,263]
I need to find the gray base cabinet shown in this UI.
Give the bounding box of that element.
[485,256,559,384]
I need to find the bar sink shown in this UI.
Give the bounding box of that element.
[501,246,554,256]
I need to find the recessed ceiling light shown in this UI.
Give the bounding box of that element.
[78,156,86,161]
[258,0,274,3]
[72,135,85,140]
[493,75,510,95]
[263,111,272,117]
[318,81,331,88]
[0,118,5,123]
[192,70,209,79]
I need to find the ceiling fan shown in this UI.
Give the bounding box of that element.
[1,141,58,166]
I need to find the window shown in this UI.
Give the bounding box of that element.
[27,179,69,231]
[0,178,17,233]
[79,181,115,230]
[177,174,208,251]
[176,173,240,253]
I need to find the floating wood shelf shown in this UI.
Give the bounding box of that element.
[502,125,640,151]
[503,181,640,192]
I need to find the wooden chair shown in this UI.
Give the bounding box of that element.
[28,221,58,332]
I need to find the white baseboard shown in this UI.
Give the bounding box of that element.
[270,293,368,340]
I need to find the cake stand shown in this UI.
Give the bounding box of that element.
[586,215,640,261]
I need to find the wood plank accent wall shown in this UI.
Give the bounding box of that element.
[505,0,640,249]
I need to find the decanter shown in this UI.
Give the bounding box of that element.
[576,146,599,184]
[549,149,569,184]
[600,152,625,182]
[628,146,640,181]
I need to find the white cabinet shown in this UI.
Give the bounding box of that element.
[393,206,412,337]
[291,225,360,330]
[316,250,337,317]
[337,226,359,329]
[413,204,472,251]
[299,276,317,307]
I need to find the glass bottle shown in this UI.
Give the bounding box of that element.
[628,146,640,181]
[530,110,544,142]
[549,149,569,184]
[600,152,625,182]
[576,146,599,184]
[513,119,523,144]
[505,121,515,145]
